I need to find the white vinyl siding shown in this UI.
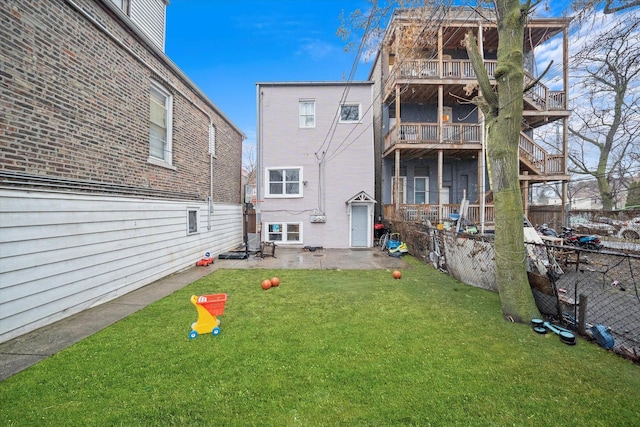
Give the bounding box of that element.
[0,189,243,344]
[258,82,374,248]
[129,0,166,50]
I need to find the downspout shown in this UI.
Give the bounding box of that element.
[208,150,213,231]
[256,85,263,238]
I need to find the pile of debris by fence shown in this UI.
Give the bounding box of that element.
[389,220,640,362]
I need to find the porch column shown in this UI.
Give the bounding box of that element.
[561,25,569,226]
[396,85,401,144]
[438,85,443,143]
[478,22,486,233]
[438,150,443,222]
[395,149,401,212]
[522,171,529,219]
[438,27,443,77]
[394,85,401,215]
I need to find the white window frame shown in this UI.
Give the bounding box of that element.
[108,0,127,12]
[265,222,303,244]
[209,123,216,157]
[187,208,199,235]
[299,100,315,128]
[339,103,361,123]
[414,176,429,204]
[391,176,407,204]
[265,167,303,198]
[148,80,174,169]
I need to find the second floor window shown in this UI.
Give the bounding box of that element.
[299,100,315,128]
[340,104,360,123]
[266,167,302,197]
[149,81,173,165]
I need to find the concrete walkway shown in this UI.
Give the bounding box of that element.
[0,248,407,381]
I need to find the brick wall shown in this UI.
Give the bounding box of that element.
[0,0,242,204]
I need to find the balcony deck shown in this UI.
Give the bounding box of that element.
[383,123,568,180]
[384,59,566,113]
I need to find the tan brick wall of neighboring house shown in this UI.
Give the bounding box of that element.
[0,0,242,204]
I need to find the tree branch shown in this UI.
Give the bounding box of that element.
[464,31,498,116]
[604,0,640,13]
[523,60,553,93]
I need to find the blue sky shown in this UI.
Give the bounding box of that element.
[165,1,578,164]
[165,1,372,161]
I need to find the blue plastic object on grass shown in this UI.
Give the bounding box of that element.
[590,324,614,349]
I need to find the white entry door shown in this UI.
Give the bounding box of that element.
[351,205,368,247]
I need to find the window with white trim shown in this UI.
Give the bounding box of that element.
[187,208,198,234]
[299,100,315,128]
[339,104,361,123]
[266,222,302,243]
[414,177,429,204]
[209,123,216,157]
[266,167,302,197]
[149,81,173,165]
[109,0,127,12]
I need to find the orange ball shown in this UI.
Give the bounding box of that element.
[270,277,280,287]
[392,270,402,280]
[261,279,272,290]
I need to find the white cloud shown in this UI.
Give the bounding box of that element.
[296,38,339,60]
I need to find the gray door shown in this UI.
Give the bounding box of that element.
[351,205,368,247]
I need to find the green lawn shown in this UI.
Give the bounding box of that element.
[1,257,639,426]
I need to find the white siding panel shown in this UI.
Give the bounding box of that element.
[0,189,242,343]
[130,0,166,50]
[259,83,375,248]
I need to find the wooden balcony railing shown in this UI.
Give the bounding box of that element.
[383,203,495,225]
[518,133,565,175]
[523,75,566,110]
[384,127,565,178]
[396,59,497,80]
[384,122,481,150]
[387,59,566,111]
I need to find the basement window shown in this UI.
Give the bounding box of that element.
[187,208,198,234]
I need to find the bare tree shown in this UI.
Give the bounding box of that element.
[568,16,640,210]
[572,0,640,15]
[243,143,257,184]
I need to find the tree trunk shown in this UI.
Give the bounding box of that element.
[467,0,541,322]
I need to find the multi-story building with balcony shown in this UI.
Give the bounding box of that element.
[370,7,571,230]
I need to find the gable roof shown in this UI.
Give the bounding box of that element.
[346,191,376,204]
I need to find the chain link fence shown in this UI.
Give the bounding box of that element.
[389,220,640,362]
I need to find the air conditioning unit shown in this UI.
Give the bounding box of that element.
[310,214,326,223]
